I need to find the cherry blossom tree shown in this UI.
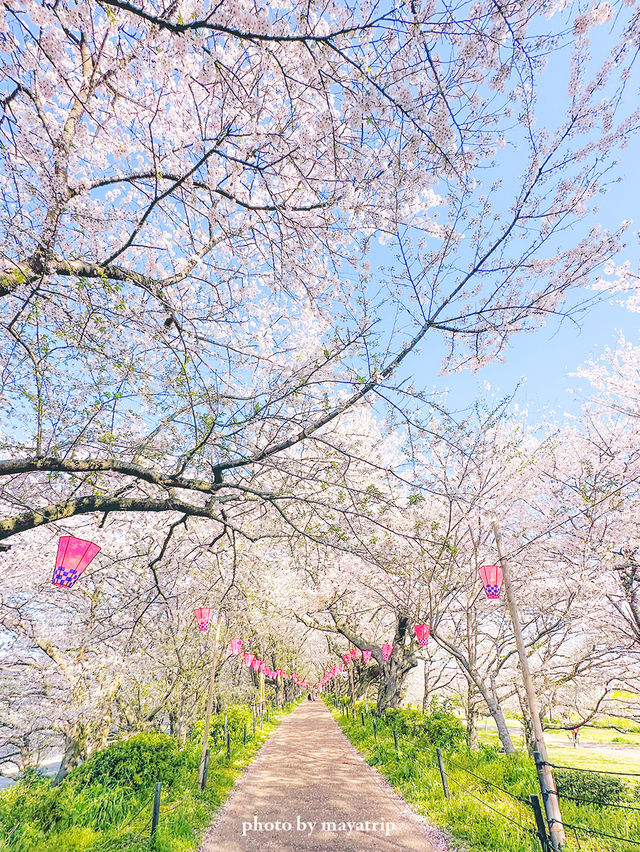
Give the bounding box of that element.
[1,0,638,551]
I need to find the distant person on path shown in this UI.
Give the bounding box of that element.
[571,727,579,747]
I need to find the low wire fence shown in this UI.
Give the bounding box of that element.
[330,695,640,852]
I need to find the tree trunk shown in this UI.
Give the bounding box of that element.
[466,684,479,750]
[53,721,87,785]
[486,694,515,753]
[516,686,537,756]
[376,658,409,713]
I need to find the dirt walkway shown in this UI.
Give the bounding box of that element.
[199,700,447,851]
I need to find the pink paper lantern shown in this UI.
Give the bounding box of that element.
[194,607,212,631]
[362,650,372,663]
[243,652,255,667]
[338,662,345,672]
[251,658,260,671]
[479,564,504,599]
[381,643,393,661]
[343,652,351,664]
[350,648,359,659]
[52,536,101,588]
[230,637,243,655]
[414,623,430,646]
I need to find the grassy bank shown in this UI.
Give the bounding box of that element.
[331,699,640,852]
[0,703,297,852]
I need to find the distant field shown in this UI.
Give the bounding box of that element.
[478,717,640,774]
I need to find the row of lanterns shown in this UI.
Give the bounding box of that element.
[193,608,314,688]
[315,623,434,689]
[50,536,505,602]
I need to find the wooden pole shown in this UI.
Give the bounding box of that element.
[198,610,223,789]
[530,794,551,852]
[492,521,564,850]
[436,747,450,799]
[151,781,161,838]
[348,664,356,718]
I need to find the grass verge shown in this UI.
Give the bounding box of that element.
[331,700,640,852]
[0,702,298,852]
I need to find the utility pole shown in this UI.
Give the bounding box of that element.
[198,609,223,789]
[492,521,565,850]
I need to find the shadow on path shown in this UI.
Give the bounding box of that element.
[200,700,441,851]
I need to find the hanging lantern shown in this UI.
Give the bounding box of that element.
[251,658,260,672]
[52,536,101,588]
[243,652,255,667]
[381,643,393,661]
[194,607,212,631]
[230,638,243,655]
[350,648,359,659]
[342,652,351,664]
[338,662,345,672]
[479,564,504,599]
[362,650,372,663]
[414,623,430,646]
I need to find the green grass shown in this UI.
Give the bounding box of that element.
[0,702,298,852]
[332,701,640,852]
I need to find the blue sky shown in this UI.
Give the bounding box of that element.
[398,19,640,426]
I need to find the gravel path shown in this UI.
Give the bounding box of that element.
[199,700,450,851]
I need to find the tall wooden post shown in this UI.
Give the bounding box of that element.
[492,521,564,850]
[198,610,223,789]
[348,663,356,718]
[277,671,284,709]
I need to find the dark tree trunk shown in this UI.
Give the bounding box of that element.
[53,722,87,785]
[376,655,415,713]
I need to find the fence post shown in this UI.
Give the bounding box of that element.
[534,751,562,852]
[202,749,210,787]
[372,717,377,740]
[530,794,551,852]
[436,747,450,799]
[393,729,399,754]
[226,731,231,761]
[252,714,256,736]
[150,781,161,840]
[243,722,247,746]
[361,711,365,727]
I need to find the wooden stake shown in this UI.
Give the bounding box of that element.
[198,610,223,789]
[493,521,564,850]
[436,748,450,799]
